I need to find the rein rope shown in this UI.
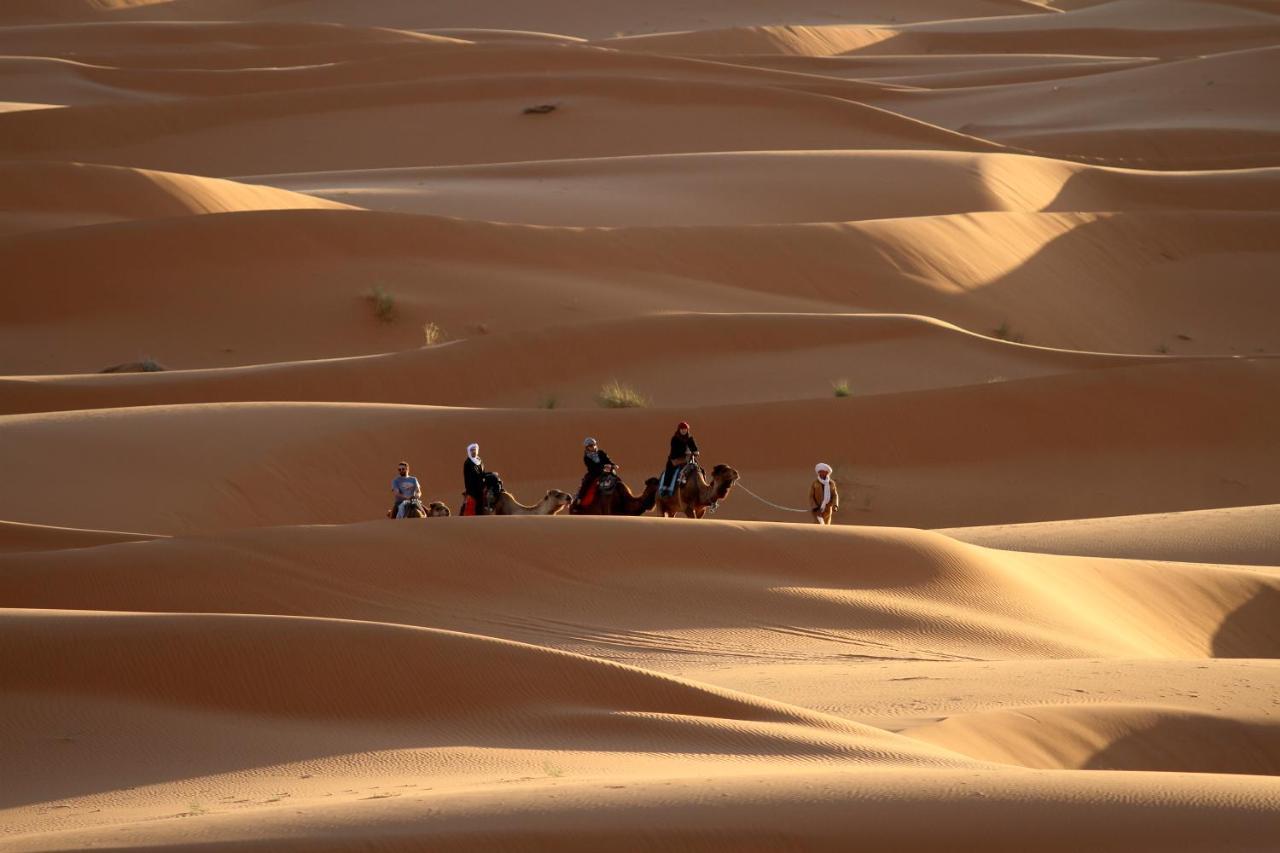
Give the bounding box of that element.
[734,480,812,514]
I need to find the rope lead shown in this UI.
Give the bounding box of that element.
[735,481,812,514]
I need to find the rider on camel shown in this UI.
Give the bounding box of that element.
[389,461,421,518]
[460,442,486,516]
[576,437,616,508]
[660,421,699,497]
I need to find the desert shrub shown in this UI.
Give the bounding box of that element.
[597,379,648,409]
[832,379,852,398]
[100,358,166,374]
[992,321,1026,343]
[422,322,447,346]
[369,286,397,322]
[539,394,559,410]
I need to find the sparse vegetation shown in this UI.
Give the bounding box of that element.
[831,379,852,398]
[597,379,648,409]
[368,286,397,322]
[542,762,565,778]
[100,358,166,374]
[186,800,207,816]
[1156,343,1170,354]
[421,322,447,346]
[538,393,559,410]
[992,321,1026,344]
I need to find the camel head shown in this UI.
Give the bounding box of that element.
[710,464,739,500]
[427,501,451,517]
[544,489,574,514]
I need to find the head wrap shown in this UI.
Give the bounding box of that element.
[677,421,690,431]
[815,463,832,476]
[467,443,481,464]
[584,437,597,447]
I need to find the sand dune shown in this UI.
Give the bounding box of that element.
[607,0,1280,59]
[909,704,1280,773]
[0,161,351,236]
[0,313,1173,415]
[943,504,1280,566]
[871,46,1280,168]
[3,519,1277,661]
[3,206,1277,373]
[0,519,159,553]
[250,151,1280,225]
[3,0,1278,848]
[1,0,1052,35]
[3,520,1278,846]
[2,358,1278,533]
[0,70,995,175]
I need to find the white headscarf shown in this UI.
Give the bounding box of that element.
[815,463,833,510]
[467,443,481,466]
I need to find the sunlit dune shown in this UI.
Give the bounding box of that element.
[2,0,1278,848]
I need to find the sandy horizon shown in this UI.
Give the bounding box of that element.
[2,0,1278,849]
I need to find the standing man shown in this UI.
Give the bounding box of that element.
[389,461,421,518]
[810,463,839,525]
[461,442,486,516]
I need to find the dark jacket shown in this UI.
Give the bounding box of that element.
[669,433,699,464]
[463,457,486,500]
[583,448,615,478]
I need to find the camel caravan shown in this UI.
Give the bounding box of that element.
[389,423,742,521]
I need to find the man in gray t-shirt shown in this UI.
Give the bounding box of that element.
[389,461,422,518]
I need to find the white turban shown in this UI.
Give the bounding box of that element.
[467,443,481,463]
[815,463,833,476]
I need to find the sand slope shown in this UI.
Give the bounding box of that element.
[3,520,1279,847]
[3,0,1279,848]
[3,206,1278,373]
[2,358,1279,533]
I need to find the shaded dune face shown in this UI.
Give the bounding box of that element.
[2,1,1280,850]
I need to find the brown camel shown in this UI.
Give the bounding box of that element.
[657,463,739,518]
[492,488,574,516]
[393,499,450,519]
[572,475,660,516]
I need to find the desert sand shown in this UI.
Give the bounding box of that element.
[2,1,1279,850]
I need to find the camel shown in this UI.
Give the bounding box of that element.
[395,500,451,518]
[571,475,660,516]
[491,488,574,516]
[656,463,739,518]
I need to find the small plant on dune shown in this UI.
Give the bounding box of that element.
[539,393,559,410]
[368,286,397,322]
[831,379,852,398]
[1156,342,1170,354]
[542,762,565,778]
[992,321,1026,344]
[100,357,167,374]
[186,800,207,817]
[597,379,648,409]
[421,322,447,346]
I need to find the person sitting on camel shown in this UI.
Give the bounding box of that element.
[460,442,487,516]
[576,436,616,508]
[810,463,839,525]
[388,461,422,518]
[659,421,699,497]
